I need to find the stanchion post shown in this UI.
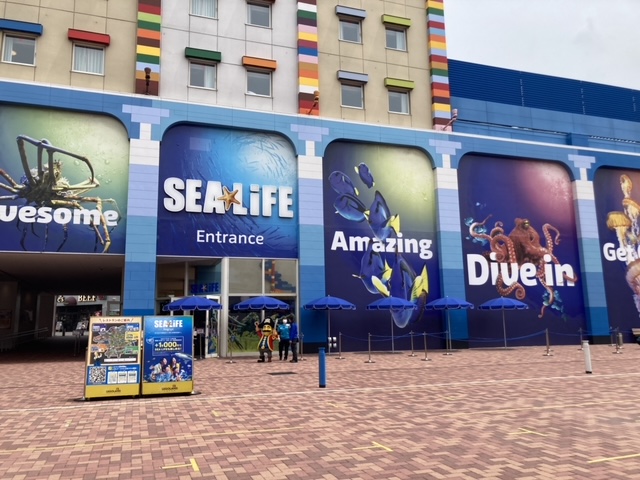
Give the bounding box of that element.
[443,329,453,356]
[578,328,583,350]
[421,331,431,362]
[613,332,624,354]
[610,327,615,347]
[337,332,345,360]
[318,347,326,388]
[300,333,306,361]
[364,333,375,363]
[543,328,553,356]
[226,335,236,364]
[408,331,416,357]
[583,340,593,374]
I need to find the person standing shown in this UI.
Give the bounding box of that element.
[277,318,291,361]
[289,316,299,363]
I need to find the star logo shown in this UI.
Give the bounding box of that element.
[217,185,241,211]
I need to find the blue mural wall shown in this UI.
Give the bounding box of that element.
[158,125,298,259]
[322,142,442,350]
[459,154,586,346]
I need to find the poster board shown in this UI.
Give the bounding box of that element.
[84,317,142,399]
[142,316,194,395]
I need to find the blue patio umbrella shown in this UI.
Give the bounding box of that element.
[425,296,474,311]
[366,296,416,311]
[304,296,356,353]
[233,296,290,311]
[478,297,529,349]
[425,296,474,354]
[163,296,222,311]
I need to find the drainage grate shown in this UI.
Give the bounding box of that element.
[267,371,297,376]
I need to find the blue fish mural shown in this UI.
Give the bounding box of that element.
[355,162,375,188]
[365,191,400,241]
[334,194,367,222]
[329,171,359,196]
[353,244,392,295]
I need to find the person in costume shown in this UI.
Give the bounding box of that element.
[255,316,278,363]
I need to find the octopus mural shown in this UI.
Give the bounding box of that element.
[469,216,578,317]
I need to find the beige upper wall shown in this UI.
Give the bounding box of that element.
[318,0,432,129]
[0,0,137,93]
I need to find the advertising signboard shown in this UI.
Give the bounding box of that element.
[595,168,640,338]
[0,106,129,254]
[458,154,585,345]
[84,317,142,399]
[157,126,298,258]
[142,316,194,395]
[322,142,440,350]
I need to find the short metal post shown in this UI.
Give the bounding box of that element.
[421,331,432,362]
[318,347,326,388]
[543,328,553,356]
[337,332,345,359]
[610,327,616,347]
[583,340,593,374]
[613,332,624,354]
[408,331,416,357]
[364,333,375,363]
[300,333,306,361]
[443,329,453,356]
[226,334,236,364]
[578,328,583,350]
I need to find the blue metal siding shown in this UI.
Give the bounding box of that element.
[449,60,640,123]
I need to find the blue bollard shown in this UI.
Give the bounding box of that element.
[319,347,326,388]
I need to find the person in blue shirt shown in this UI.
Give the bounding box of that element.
[277,318,291,361]
[289,316,299,363]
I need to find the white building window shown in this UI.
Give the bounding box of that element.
[247,2,271,28]
[386,27,407,51]
[388,90,409,114]
[339,19,361,43]
[2,35,35,65]
[191,0,217,18]
[190,62,216,89]
[341,83,363,109]
[72,45,104,75]
[247,70,271,96]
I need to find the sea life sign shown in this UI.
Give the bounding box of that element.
[158,126,298,258]
[142,316,194,396]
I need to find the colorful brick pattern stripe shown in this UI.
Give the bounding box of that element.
[297,0,319,115]
[135,0,161,96]
[426,0,452,129]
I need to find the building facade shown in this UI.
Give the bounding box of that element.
[0,1,638,353]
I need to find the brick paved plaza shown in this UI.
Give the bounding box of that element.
[1,338,640,479]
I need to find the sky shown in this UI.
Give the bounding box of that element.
[444,0,640,89]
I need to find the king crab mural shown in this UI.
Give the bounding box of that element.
[468,216,578,317]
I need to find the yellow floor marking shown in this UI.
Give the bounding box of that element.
[327,402,342,408]
[510,428,547,436]
[0,426,305,454]
[161,458,200,472]
[354,441,393,452]
[211,410,220,417]
[589,452,640,464]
